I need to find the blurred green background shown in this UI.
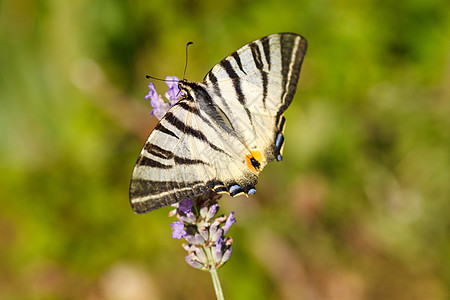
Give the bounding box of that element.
[1,0,449,299]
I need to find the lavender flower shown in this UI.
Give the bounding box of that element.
[170,221,186,240]
[145,76,184,120]
[185,255,204,269]
[222,211,236,235]
[169,191,235,271]
[178,199,193,214]
[165,76,183,105]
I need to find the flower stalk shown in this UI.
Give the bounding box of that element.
[209,265,224,300]
[169,191,235,300]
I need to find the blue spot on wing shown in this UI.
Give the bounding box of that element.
[229,184,244,196]
[275,133,284,150]
[229,185,257,196]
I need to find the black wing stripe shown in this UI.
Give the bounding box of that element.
[231,52,247,75]
[139,156,172,169]
[279,115,286,132]
[174,156,210,165]
[205,72,222,97]
[250,42,264,69]
[220,59,240,79]
[165,111,204,138]
[144,143,209,165]
[250,42,269,108]
[278,35,306,117]
[260,37,271,70]
[145,143,172,159]
[130,179,203,199]
[262,70,268,109]
[164,112,227,154]
[176,101,200,116]
[214,186,228,193]
[154,122,179,139]
[193,84,236,134]
[280,34,295,108]
[220,59,253,124]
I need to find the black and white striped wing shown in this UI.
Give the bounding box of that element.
[130,99,259,213]
[130,32,307,213]
[203,33,307,164]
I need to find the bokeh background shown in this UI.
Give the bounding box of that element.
[1,0,449,299]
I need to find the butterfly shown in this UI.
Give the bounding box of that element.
[130,32,307,213]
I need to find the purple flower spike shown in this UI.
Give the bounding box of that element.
[178,199,193,214]
[168,191,236,270]
[145,82,170,120]
[199,227,209,241]
[179,211,197,224]
[221,246,233,264]
[144,82,159,104]
[222,212,236,235]
[214,237,224,262]
[209,222,219,239]
[206,204,220,220]
[151,97,170,120]
[184,233,204,245]
[184,235,195,244]
[170,221,186,240]
[185,256,203,269]
[193,233,205,244]
[194,247,208,264]
[212,228,223,242]
[165,76,183,105]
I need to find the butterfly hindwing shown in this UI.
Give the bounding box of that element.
[130,33,307,213]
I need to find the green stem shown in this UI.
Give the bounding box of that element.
[210,267,224,300]
[204,247,224,300]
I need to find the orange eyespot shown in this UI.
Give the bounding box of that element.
[245,150,263,172]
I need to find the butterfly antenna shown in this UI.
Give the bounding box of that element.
[183,42,194,80]
[146,75,180,83]
[145,75,166,81]
[146,42,193,83]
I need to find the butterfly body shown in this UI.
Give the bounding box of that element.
[130,33,307,213]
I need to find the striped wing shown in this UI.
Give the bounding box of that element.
[203,33,307,164]
[130,33,307,213]
[130,99,259,213]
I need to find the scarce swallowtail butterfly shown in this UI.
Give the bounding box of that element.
[130,32,307,213]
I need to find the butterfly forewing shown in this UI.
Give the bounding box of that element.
[130,33,307,213]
